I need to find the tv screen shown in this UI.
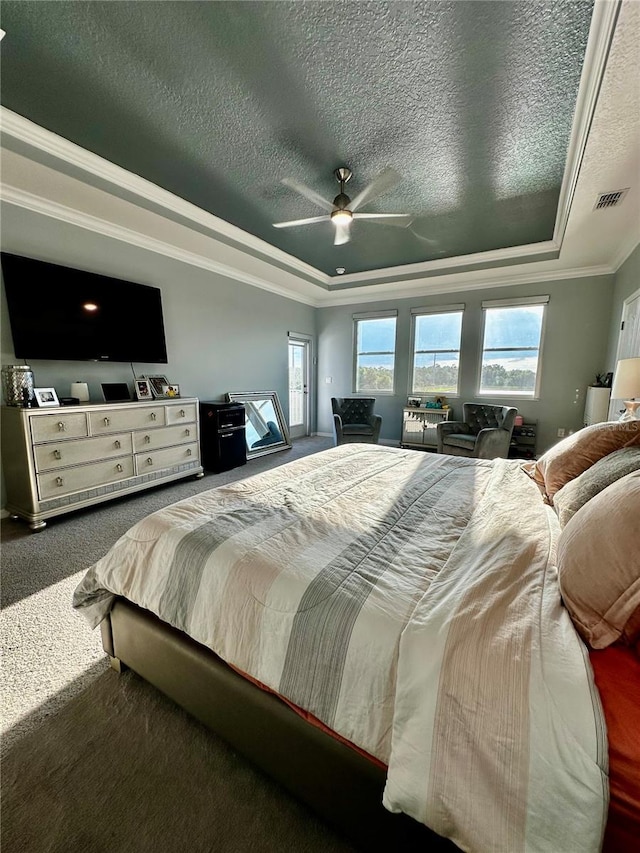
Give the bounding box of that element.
[1,253,168,363]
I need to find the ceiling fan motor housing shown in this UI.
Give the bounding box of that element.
[332,192,351,210]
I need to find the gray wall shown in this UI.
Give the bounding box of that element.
[606,243,640,368]
[1,210,316,506]
[317,274,615,454]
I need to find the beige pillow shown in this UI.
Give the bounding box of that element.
[523,421,640,503]
[553,446,640,527]
[558,470,640,649]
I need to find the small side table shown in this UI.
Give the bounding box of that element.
[401,407,452,451]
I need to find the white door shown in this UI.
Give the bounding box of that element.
[609,288,640,418]
[288,336,310,438]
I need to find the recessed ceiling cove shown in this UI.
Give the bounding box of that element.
[0,1,595,276]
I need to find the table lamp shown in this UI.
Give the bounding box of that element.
[611,357,640,421]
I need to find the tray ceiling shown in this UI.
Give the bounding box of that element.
[0,1,596,278]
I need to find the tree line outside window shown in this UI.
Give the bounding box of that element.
[354,302,546,396]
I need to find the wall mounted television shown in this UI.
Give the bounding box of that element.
[1,253,168,363]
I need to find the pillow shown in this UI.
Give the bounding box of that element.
[553,446,640,527]
[523,421,640,503]
[557,470,640,649]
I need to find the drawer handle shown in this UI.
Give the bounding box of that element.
[53,449,62,460]
[220,423,233,428]
[55,476,64,487]
[144,435,151,444]
[150,412,157,421]
[220,432,233,438]
[116,463,123,473]
[179,409,186,417]
[186,448,192,456]
[57,422,66,432]
[103,417,110,426]
[114,440,121,449]
[185,428,190,436]
[146,457,153,465]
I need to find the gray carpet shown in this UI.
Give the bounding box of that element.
[1,437,332,754]
[1,436,361,851]
[1,668,356,853]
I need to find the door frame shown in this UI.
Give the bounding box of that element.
[608,286,640,419]
[288,332,313,439]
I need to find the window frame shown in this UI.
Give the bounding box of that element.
[477,296,549,400]
[409,304,465,398]
[352,310,398,395]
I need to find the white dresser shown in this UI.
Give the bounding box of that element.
[2,398,203,529]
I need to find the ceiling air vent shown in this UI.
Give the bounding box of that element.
[593,188,629,210]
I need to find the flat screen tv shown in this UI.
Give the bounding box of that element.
[1,253,168,363]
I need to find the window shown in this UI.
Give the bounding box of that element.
[411,306,464,395]
[353,311,397,393]
[479,297,548,397]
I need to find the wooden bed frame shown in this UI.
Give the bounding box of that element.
[102,598,458,852]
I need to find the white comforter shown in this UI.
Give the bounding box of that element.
[74,444,607,852]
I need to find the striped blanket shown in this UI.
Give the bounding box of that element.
[74,444,607,852]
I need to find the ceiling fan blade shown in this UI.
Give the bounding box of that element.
[349,167,401,212]
[334,223,351,245]
[281,178,334,212]
[353,213,413,226]
[273,216,327,228]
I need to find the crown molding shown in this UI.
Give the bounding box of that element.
[327,240,560,289]
[552,0,622,248]
[1,181,618,310]
[0,185,320,307]
[0,107,329,288]
[611,235,640,271]
[0,109,578,292]
[318,264,615,308]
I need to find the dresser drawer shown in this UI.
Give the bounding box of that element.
[34,433,133,473]
[30,412,88,443]
[166,403,197,425]
[89,406,166,434]
[133,424,196,453]
[135,442,199,475]
[37,457,134,499]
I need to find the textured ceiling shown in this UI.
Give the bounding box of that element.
[0,1,594,276]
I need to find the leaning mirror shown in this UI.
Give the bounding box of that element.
[226,390,292,460]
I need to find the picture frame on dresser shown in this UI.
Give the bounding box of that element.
[33,387,59,407]
[135,378,153,400]
[161,384,180,398]
[145,375,170,397]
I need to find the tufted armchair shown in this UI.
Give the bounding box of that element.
[437,403,517,459]
[331,397,382,445]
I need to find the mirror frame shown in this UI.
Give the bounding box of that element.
[226,390,292,460]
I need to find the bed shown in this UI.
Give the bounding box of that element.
[74,430,640,852]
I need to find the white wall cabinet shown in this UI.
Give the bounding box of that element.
[584,386,611,426]
[2,398,203,529]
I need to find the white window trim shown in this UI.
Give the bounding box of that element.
[481,295,550,309]
[409,305,465,398]
[477,298,549,400]
[352,311,398,395]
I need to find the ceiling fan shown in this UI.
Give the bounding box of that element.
[273,167,413,245]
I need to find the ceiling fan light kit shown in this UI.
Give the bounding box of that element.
[330,209,353,224]
[273,166,412,246]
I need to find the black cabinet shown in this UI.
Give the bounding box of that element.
[509,421,537,459]
[199,402,247,473]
